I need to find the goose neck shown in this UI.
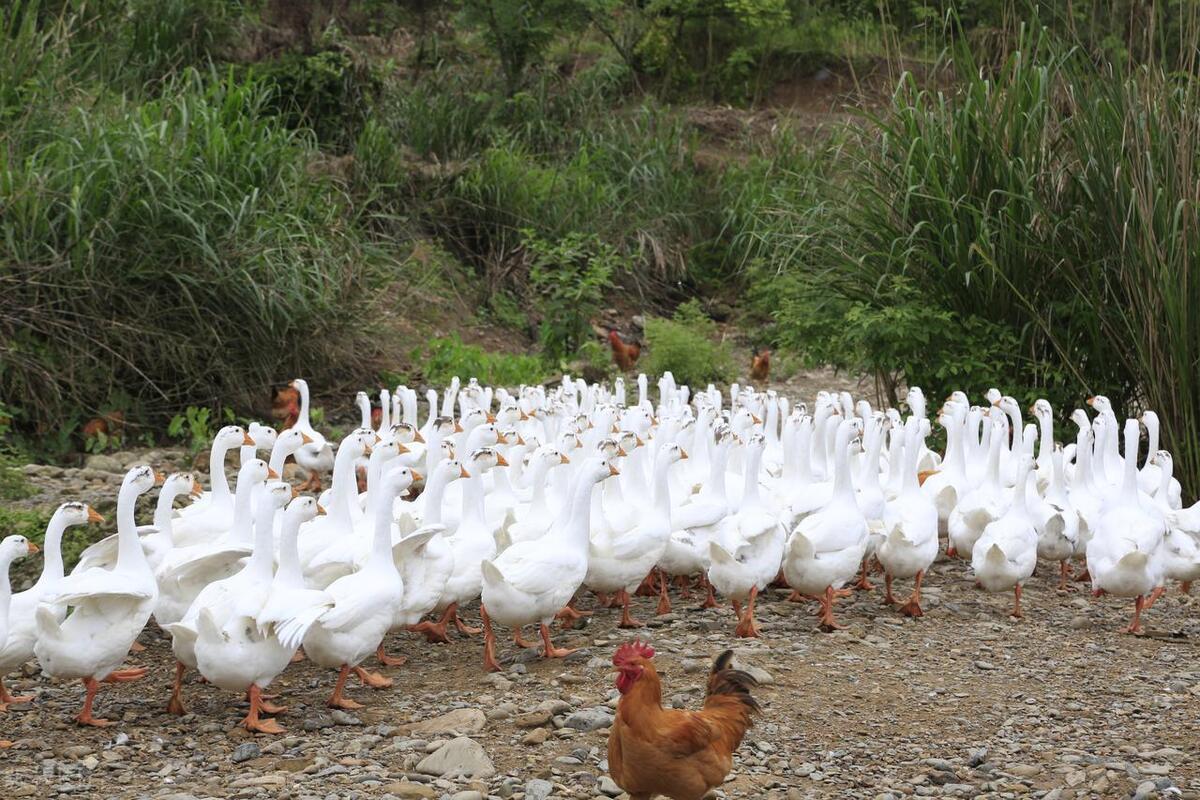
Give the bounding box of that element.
[36,510,68,588]
[152,488,177,544]
[117,481,150,572]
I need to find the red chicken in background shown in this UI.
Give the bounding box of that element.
[608,641,760,800]
[609,329,641,372]
[750,348,771,383]
[271,385,301,429]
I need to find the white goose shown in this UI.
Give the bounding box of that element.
[0,502,100,710]
[194,496,323,733]
[480,457,619,672]
[1153,451,1200,597]
[1086,419,1167,633]
[1031,445,1081,590]
[172,426,255,546]
[277,468,411,710]
[291,378,335,491]
[35,466,161,727]
[0,535,38,710]
[877,418,939,616]
[971,456,1038,619]
[73,472,201,574]
[947,418,1007,560]
[782,419,867,631]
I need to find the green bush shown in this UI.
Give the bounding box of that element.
[524,230,620,361]
[0,69,386,434]
[642,299,734,387]
[408,335,553,388]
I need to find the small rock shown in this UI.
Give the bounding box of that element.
[967,748,988,767]
[563,707,614,732]
[378,783,437,799]
[406,708,486,736]
[525,778,554,800]
[331,709,363,726]
[451,792,484,800]
[415,736,495,778]
[232,742,262,763]
[741,664,774,685]
[84,454,123,473]
[598,776,622,797]
[522,728,550,745]
[515,709,553,728]
[973,660,997,671]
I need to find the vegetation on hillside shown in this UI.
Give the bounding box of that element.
[2,0,1198,493]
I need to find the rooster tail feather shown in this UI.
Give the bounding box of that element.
[705,650,761,714]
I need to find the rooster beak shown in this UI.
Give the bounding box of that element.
[26,541,39,554]
[87,507,105,524]
[243,433,255,446]
[316,504,327,516]
[301,432,314,445]
[267,467,280,479]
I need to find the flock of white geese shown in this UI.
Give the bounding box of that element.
[0,376,1197,734]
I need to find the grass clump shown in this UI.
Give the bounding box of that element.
[409,335,553,389]
[642,300,734,387]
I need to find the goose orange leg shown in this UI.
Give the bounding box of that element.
[452,605,482,636]
[734,586,762,638]
[513,628,539,648]
[656,569,672,615]
[1057,561,1073,591]
[480,605,502,673]
[677,575,692,599]
[897,570,925,617]
[76,678,111,727]
[617,590,644,628]
[0,677,34,710]
[375,644,407,667]
[166,660,187,715]
[1124,594,1146,634]
[540,623,577,658]
[326,665,364,709]
[1073,566,1091,583]
[699,575,718,609]
[1010,584,1024,619]
[242,684,285,734]
[409,605,456,643]
[555,602,588,629]
[882,573,898,605]
[853,556,876,591]
[635,571,658,597]
[817,585,847,632]
[1182,581,1193,595]
[353,666,393,688]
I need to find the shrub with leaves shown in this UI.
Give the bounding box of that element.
[409,335,552,388]
[642,299,734,387]
[524,230,620,362]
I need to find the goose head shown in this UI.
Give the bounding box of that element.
[469,446,507,474]
[287,495,324,525]
[435,457,469,483]
[432,416,459,437]
[0,534,37,565]
[264,480,294,510]
[1030,398,1053,421]
[273,428,313,462]
[54,500,105,528]
[247,422,278,454]
[1087,395,1114,415]
[237,458,276,489]
[214,425,254,452]
[382,465,419,497]
[616,430,643,454]
[125,464,165,495]
[390,422,424,445]
[985,388,1002,406]
[163,472,203,501]
[1153,449,1172,477]
[596,437,625,461]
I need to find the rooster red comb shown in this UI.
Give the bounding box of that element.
[613,640,655,665]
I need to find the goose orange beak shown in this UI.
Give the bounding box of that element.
[267,467,280,479]
[496,453,510,467]
[291,486,300,498]
[191,479,203,497]
[487,413,497,423]
[560,454,570,464]
[243,433,255,446]
[411,470,424,483]
[460,467,471,478]
[609,465,621,477]
[496,432,509,445]
[454,422,464,433]
[414,431,425,443]
[87,507,105,524]
[1086,396,1096,406]
[617,447,627,457]
[301,432,314,445]
[316,504,327,516]
[680,449,689,459]
[154,472,166,485]
[26,541,39,554]
[397,443,410,454]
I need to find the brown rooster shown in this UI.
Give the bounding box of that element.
[271,385,301,429]
[608,641,759,800]
[749,348,770,383]
[609,329,641,372]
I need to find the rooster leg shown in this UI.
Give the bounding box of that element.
[882,573,897,605]
[1010,584,1024,619]
[635,571,658,597]
[699,575,718,609]
[1057,561,1073,592]
[480,605,503,673]
[513,628,539,648]
[853,556,876,591]
[242,684,285,734]
[617,590,645,628]
[166,661,187,716]
[353,666,393,688]
[897,570,924,617]
[0,677,33,709]
[1144,585,1166,609]
[656,569,672,615]
[676,575,691,599]
[326,665,365,709]
[452,605,482,636]
[1073,566,1091,583]
[76,678,111,727]
[817,586,847,632]
[555,603,588,629]
[1124,594,1146,634]
[734,586,762,638]
[375,644,408,667]
[539,623,577,658]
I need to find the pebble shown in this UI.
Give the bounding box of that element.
[525,778,554,800]
[231,743,261,763]
[415,737,495,779]
[562,707,614,732]
[405,708,486,736]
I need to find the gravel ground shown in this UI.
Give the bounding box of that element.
[1,557,1197,800]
